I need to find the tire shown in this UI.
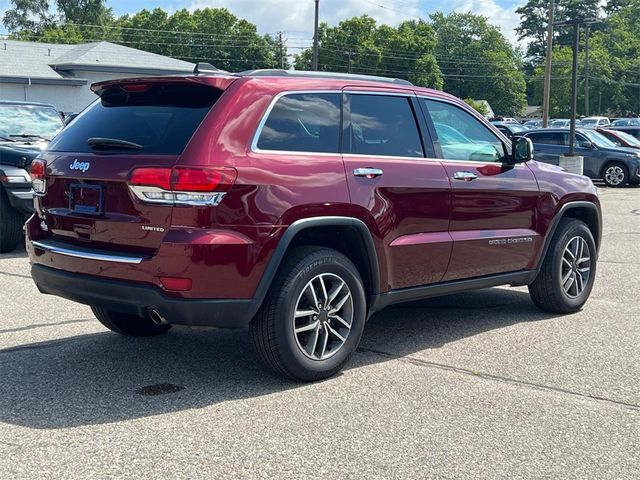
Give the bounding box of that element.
[0,189,24,253]
[250,247,367,382]
[529,218,597,314]
[91,306,171,337]
[602,162,629,187]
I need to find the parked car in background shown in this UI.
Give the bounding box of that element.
[611,118,640,127]
[609,126,640,141]
[0,100,64,252]
[549,119,572,128]
[492,122,530,139]
[523,128,640,187]
[523,119,542,129]
[492,117,520,124]
[596,127,640,150]
[25,69,601,381]
[580,116,610,128]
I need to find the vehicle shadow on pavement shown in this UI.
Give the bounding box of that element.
[0,288,557,429]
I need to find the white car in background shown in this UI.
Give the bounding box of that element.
[581,116,611,128]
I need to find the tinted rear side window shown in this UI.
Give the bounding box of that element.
[256,93,341,153]
[526,132,565,145]
[48,84,222,155]
[347,94,424,158]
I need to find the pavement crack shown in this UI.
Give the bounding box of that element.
[0,271,32,280]
[0,319,92,335]
[358,347,640,412]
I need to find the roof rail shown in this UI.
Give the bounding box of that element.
[237,69,413,86]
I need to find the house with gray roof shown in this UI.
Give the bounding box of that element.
[0,40,195,112]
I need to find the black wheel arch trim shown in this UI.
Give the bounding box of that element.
[534,200,602,277]
[251,216,380,318]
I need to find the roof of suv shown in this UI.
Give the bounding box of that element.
[91,69,457,105]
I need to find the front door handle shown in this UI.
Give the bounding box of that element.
[353,168,383,178]
[453,171,478,181]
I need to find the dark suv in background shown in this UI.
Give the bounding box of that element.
[0,101,64,251]
[27,69,601,381]
[523,128,640,187]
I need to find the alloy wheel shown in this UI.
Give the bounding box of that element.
[604,165,625,186]
[561,236,591,299]
[293,273,353,360]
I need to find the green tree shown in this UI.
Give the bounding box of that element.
[464,98,490,116]
[294,15,443,89]
[516,0,602,63]
[3,0,113,35]
[113,8,284,71]
[431,12,527,115]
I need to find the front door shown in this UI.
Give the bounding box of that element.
[342,90,452,291]
[420,98,542,281]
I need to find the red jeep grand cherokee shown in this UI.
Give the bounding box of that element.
[26,69,601,381]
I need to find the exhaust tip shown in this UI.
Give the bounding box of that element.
[148,310,169,326]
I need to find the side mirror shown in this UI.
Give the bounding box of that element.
[511,136,533,163]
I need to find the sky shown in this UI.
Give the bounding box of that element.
[0,0,526,45]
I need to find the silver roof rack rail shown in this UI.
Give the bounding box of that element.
[237,69,413,86]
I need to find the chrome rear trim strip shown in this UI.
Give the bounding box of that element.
[32,240,146,264]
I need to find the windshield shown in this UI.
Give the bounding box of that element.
[581,129,617,148]
[581,118,599,126]
[550,120,568,127]
[510,125,529,132]
[614,130,640,146]
[0,105,63,140]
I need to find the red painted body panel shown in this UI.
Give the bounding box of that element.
[26,74,601,314]
[342,155,452,290]
[440,161,542,280]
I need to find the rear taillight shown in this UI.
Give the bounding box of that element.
[128,166,237,206]
[30,159,47,194]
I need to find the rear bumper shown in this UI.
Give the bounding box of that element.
[31,264,256,329]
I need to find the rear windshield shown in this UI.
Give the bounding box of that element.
[48,84,222,155]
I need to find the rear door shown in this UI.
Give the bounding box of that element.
[420,97,541,281]
[40,81,224,255]
[342,90,452,290]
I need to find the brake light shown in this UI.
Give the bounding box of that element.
[122,84,150,92]
[173,167,236,192]
[128,166,237,206]
[129,168,172,190]
[30,159,47,194]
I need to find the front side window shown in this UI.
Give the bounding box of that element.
[347,94,424,158]
[423,99,506,162]
[256,93,341,153]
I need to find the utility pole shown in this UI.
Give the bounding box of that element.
[344,51,356,73]
[312,0,319,70]
[568,22,580,156]
[584,24,590,116]
[542,0,555,128]
[278,31,285,69]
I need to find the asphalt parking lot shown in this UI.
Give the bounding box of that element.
[0,185,638,479]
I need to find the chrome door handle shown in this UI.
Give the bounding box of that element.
[453,171,478,181]
[353,168,383,178]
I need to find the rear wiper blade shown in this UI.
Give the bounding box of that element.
[87,137,143,150]
[0,136,16,142]
[10,134,50,141]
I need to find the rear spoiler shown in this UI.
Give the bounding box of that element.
[91,75,238,97]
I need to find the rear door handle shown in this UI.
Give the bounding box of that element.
[453,171,478,181]
[353,168,383,178]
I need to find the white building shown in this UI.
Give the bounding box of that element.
[0,40,195,113]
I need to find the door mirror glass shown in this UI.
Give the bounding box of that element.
[511,136,533,163]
